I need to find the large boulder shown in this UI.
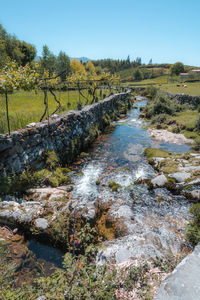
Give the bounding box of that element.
[154,244,200,300]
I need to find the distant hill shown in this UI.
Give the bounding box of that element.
[70,57,90,63]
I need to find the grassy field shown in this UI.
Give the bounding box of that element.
[0,89,109,134]
[158,82,200,96]
[129,77,200,96]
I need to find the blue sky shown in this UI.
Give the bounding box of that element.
[1,0,200,65]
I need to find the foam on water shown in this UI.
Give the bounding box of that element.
[72,163,102,201]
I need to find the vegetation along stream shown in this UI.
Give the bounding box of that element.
[69,98,191,264]
[0,98,194,295]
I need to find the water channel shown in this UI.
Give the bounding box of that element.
[4,98,192,277]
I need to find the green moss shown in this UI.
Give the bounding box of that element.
[48,168,69,187]
[167,177,176,183]
[108,181,121,192]
[73,172,84,176]
[158,159,179,174]
[45,150,59,170]
[157,196,163,203]
[183,184,193,190]
[116,167,130,172]
[143,148,171,163]
[80,152,88,156]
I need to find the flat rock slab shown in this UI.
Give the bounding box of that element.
[154,244,200,300]
[149,129,193,145]
[168,172,191,183]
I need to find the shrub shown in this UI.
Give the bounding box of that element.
[186,203,200,246]
[192,136,200,151]
[195,114,200,131]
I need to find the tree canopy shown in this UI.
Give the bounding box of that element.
[0,24,36,69]
[170,62,185,75]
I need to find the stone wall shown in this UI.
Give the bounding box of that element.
[166,92,200,108]
[0,91,132,176]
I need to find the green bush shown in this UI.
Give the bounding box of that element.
[192,136,200,151]
[186,203,200,246]
[195,114,200,131]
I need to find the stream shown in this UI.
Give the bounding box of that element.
[1,99,192,278]
[70,99,191,264]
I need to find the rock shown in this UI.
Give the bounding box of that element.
[3,195,17,202]
[82,203,96,221]
[151,174,168,187]
[189,190,200,201]
[27,187,69,202]
[36,297,46,300]
[26,122,37,128]
[35,218,49,230]
[152,157,165,167]
[115,247,132,264]
[149,129,193,145]
[179,165,200,172]
[154,244,200,300]
[168,172,191,183]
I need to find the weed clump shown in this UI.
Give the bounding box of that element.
[108,181,121,192]
[186,203,200,246]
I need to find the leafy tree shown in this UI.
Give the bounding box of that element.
[0,62,39,133]
[56,51,71,81]
[85,60,96,75]
[20,41,36,66]
[0,37,9,69]
[40,45,56,75]
[70,58,86,75]
[170,62,184,75]
[0,24,36,68]
[133,68,143,81]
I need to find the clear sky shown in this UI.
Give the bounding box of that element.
[1,0,200,66]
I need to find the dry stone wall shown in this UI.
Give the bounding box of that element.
[166,92,200,108]
[0,91,132,176]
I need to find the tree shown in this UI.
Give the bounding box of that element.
[0,62,39,133]
[135,57,142,66]
[70,58,86,76]
[20,41,36,66]
[133,68,143,81]
[85,61,96,75]
[148,58,153,65]
[56,51,71,81]
[40,45,56,75]
[0,24,36,68]
[170,62,184,76]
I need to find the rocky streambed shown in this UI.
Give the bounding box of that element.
[0,98,199,298]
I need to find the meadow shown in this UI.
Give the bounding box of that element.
[0,89,110,134]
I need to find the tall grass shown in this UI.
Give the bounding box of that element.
[0,89,110,134]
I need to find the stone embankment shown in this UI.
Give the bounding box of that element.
[0,91,132,176]
[165,91,200,108]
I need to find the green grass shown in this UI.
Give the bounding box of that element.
[168,110,199,130]
[159,82,200,96]
[0,89,110,134]
[126,76,200,96]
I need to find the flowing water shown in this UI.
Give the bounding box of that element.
[70,99,191,264]
[3,99,192,277]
